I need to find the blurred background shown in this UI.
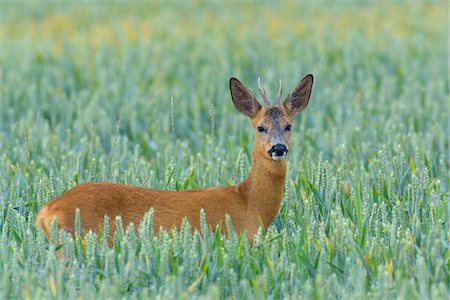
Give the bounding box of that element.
[1,2,446,170]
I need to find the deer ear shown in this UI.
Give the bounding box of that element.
[283,74,313,116]
[230,78,262,117]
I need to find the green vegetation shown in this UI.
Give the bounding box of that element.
[0,2,448,299]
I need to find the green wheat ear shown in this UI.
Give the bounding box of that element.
[49,217,58,248]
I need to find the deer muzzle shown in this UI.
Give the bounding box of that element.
[268,143,288,161]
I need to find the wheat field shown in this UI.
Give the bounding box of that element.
[0,1,448,299]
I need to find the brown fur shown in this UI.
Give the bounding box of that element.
[36,75,313,243]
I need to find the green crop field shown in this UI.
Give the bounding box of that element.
[0,1,448,299]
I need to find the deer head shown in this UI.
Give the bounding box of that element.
[230,74,313,161]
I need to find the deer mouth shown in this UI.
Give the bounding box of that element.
[271,153,287,161]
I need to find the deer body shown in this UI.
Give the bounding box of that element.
[37,74,313,243]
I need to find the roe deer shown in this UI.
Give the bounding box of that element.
[37,74,313,243]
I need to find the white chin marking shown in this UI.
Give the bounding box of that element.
[271,154,286,161]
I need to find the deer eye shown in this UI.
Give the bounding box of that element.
[285,124,292,132]
[257,126,266,133]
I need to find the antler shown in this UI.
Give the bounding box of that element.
[258,77,271,106]
[275,79,282,105]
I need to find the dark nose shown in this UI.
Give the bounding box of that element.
[268,144,288,156]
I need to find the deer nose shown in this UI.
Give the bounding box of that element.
[268,144,288,157]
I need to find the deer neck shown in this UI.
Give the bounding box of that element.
[239,149,287,229]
